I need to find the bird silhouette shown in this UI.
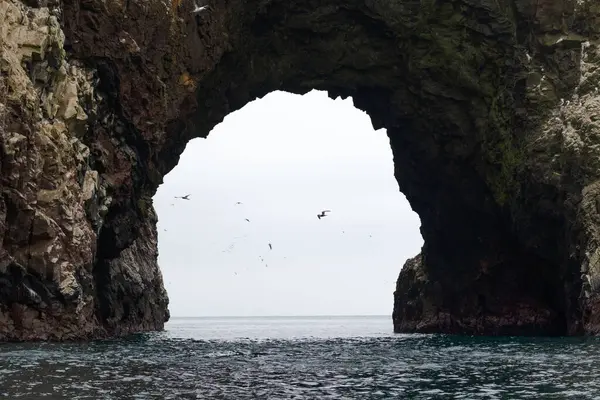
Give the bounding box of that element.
[268,243,272,250]
[235,202,243,205]
[317,210,331,219]
[245,218,250,222]
[175,194,191,200]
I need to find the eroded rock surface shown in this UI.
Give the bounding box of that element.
[0,0,167,339]
[1,0,600,339]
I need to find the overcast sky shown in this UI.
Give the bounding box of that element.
[153,90,423,317]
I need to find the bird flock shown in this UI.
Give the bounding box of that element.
[170,194,333,273]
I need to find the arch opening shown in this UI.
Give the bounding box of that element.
[154,90,423,318]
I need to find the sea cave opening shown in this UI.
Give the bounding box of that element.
[153,90,423,319]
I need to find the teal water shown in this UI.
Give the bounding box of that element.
[1,316,600,399]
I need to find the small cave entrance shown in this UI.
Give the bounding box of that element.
[153,90,423,317]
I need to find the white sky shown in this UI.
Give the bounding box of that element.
[153,90,423,317]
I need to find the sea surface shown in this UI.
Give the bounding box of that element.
[1,315,600,399]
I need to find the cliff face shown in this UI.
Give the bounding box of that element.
[1,0,600,340]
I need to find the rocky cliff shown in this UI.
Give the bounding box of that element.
[1,0,600,340]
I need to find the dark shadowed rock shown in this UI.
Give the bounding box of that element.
[1,0,600,340]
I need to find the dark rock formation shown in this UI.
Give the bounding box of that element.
[1,0,600,340]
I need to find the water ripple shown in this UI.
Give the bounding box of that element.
[1,333,600,399]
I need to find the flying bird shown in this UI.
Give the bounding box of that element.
[268,243,272,250]
[317,210,331,219]
[235,202,243,205]
[175,194,191,200]
[192,1,209,13]
[245,218,250,222]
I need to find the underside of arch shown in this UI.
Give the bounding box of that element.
[1,0,600,339]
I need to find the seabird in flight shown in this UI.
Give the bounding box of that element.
[192,1,208,13]
[245,218,250,222]
[317,210,331,219]
[268,243,272,250]
[175,194,191,200]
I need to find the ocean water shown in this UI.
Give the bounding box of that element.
[1,316,600,399]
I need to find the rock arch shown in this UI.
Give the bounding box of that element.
[1,0,600,340]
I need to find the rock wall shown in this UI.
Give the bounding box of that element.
[393,0,600,335]
[1,0,600,340]
[0,0,168,339]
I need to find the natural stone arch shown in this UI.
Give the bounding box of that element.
[1,0,600,340]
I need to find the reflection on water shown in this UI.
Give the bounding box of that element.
[0,316,599,399]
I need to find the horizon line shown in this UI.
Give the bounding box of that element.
[168,314,391,318]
